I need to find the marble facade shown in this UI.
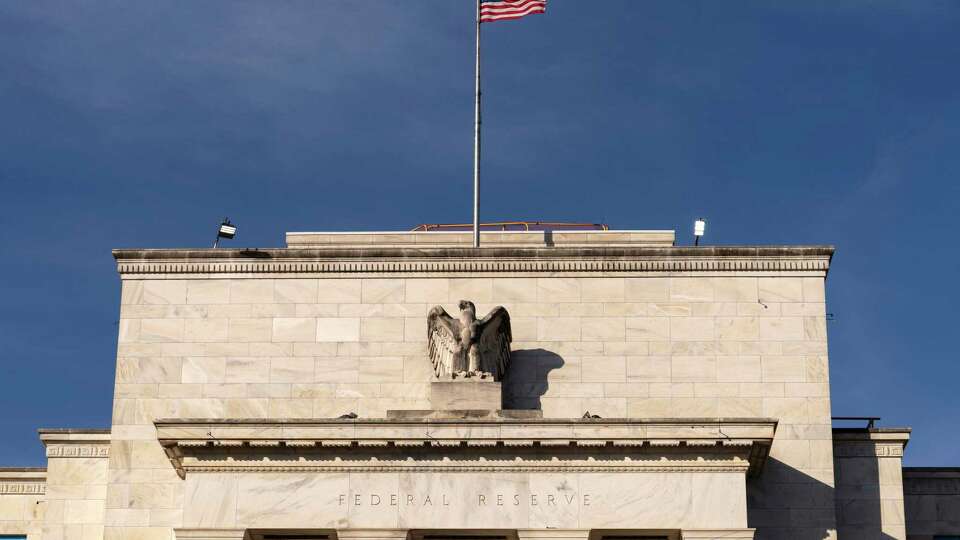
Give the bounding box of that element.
[0,230,955,540]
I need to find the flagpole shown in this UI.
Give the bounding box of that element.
[472,0,482,248]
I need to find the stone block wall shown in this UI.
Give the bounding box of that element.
[105,269,835,540]
[904,468,960,539]
[39,431,110,540]
[113,275,830,419]
[0,469,46,539]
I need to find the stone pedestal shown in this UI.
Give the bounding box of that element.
[385,409,542,420]
[429,379,502,410]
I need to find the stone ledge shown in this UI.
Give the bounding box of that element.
[156,416,778,428]
[113,245,834,261]
[36,428,111,435]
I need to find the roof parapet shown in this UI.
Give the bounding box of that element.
[286,230,675,248]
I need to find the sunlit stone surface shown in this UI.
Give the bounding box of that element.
[0,230,949,540]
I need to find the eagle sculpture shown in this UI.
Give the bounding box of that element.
[427,300,512,381]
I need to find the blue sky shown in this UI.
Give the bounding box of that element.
[1,1,958,466]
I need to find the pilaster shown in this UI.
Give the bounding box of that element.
[337,529,410,540]
[680,529,755,540]
[516,529,591,540]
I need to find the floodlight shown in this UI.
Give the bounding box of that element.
[213,218,237,248]
[694,218,706,246]
[219,221,237,239]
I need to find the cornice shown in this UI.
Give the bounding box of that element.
[114,246,833,278]
[156,417,776,479]
[39,429,111,458]
[832,428,910,458]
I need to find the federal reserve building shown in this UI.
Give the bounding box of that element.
[1,228,957,540]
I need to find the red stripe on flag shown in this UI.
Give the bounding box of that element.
[480,9,545,23]
[480,8,545,22]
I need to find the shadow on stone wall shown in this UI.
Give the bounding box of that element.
[748,457,897,540]
[500,348,563,410]
[747,458,836,540]
[833,451,903,540]
[903,469,960,538]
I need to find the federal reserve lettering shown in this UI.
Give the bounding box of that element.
[338,492,592,507]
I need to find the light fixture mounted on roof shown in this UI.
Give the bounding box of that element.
[694,218,706,246]
[213,218,237,248]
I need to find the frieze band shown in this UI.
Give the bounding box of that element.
[833,442,904,458]
[0,482,45,494]
[45,444,110,458]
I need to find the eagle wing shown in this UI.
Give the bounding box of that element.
[427,306,462,379]
[478,306,512,381]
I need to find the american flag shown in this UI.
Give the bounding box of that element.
[480,0,547,23]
